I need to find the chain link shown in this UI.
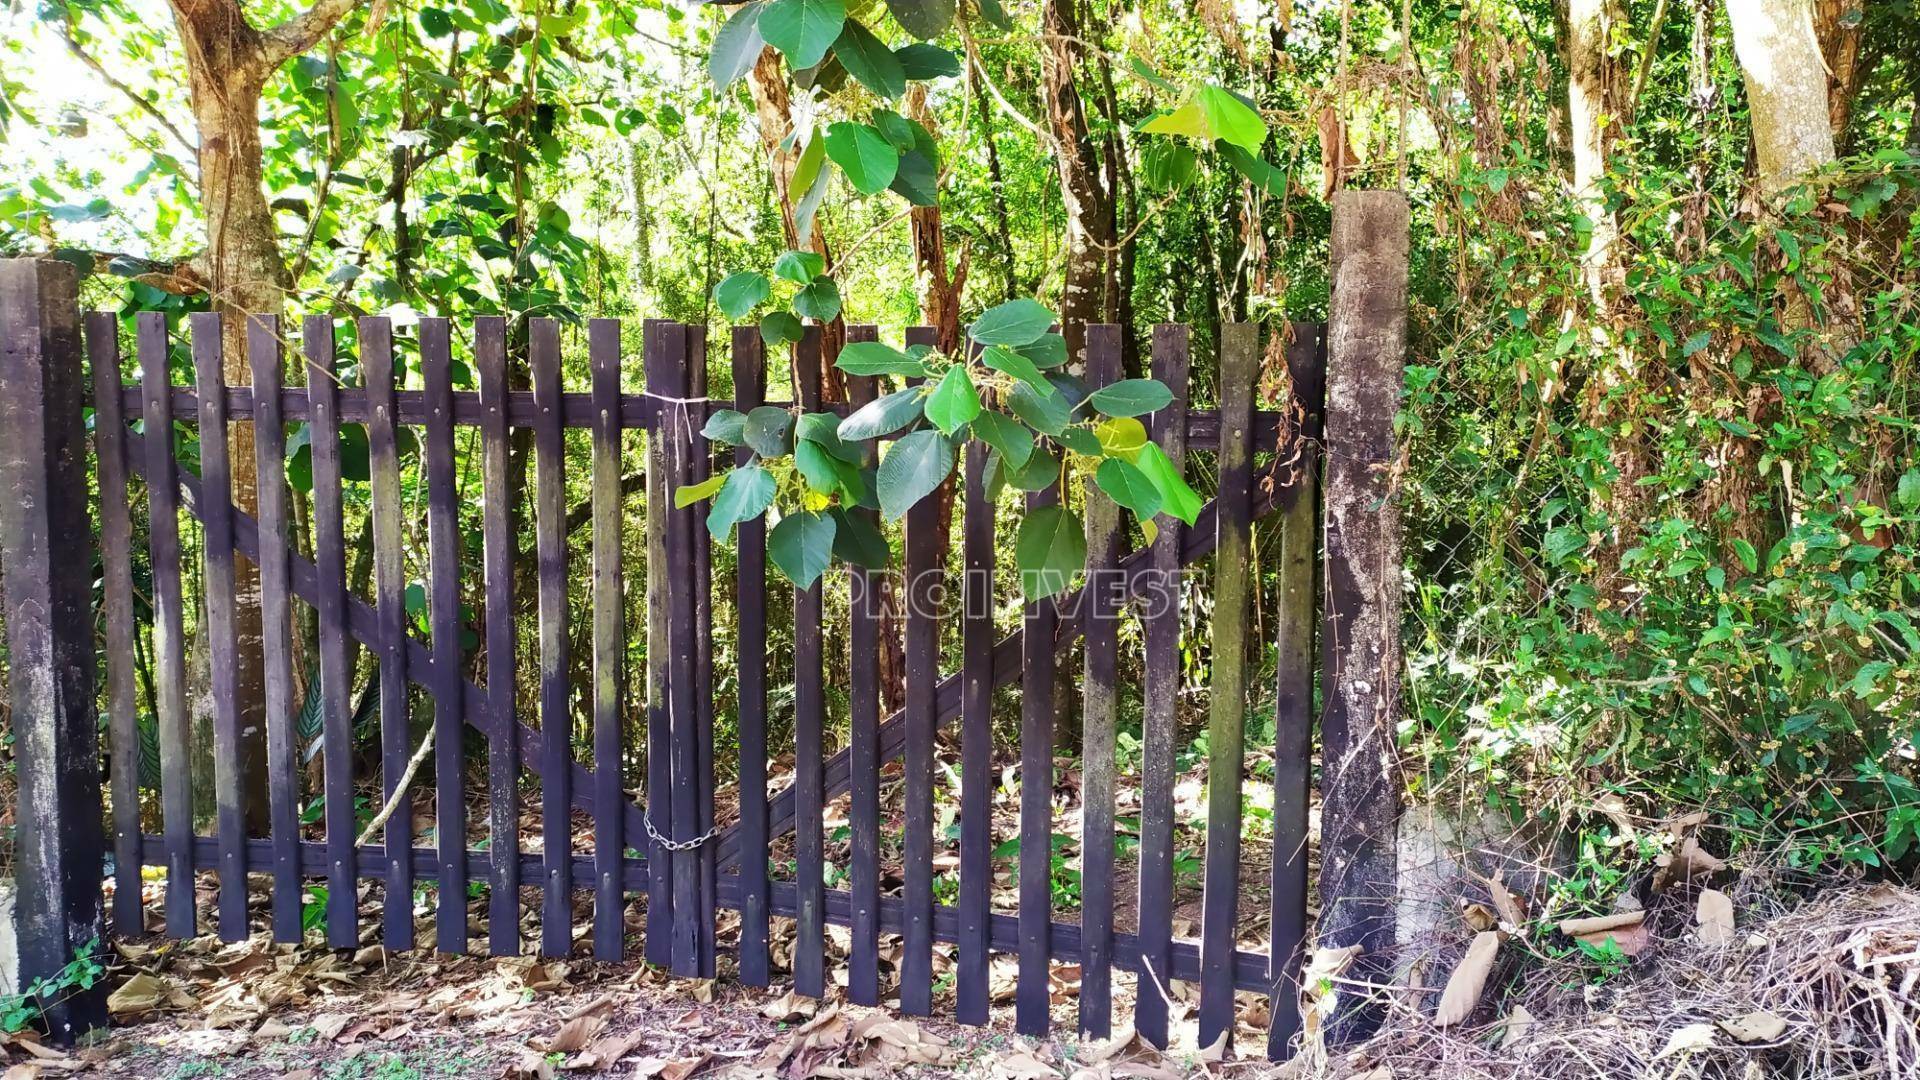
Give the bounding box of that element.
[642,812,719,852]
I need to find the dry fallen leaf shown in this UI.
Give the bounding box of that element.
[1433,931,1501,1027]
[1488,875,1527,929]
[1696,888,1735,946]
[760,989,818,1022]
[1656,1023,1717,1059]
[106,973,165,1018]
[1717,1012,1788,1044]
[1499,1004,1535,1049]
[541,1014,608,1055]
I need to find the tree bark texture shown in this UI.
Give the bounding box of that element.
[1318,191,1408,1046]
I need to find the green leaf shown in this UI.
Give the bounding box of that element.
[896,43,960,80]
[1009,380,1072,435]
[839,385,925,441]
[833,20,906,99]
[972,410,1033,470]
[872,109,917,149]
[1057,426,1102,456]
[1016,503,1086,600]
[1089,378,1173,417]
[791,134,828,199]
[708,465,777,538]
[797,411,861,462]
[1095,458,1162,520]
[743,406,795,457]
[1198,86,1265,151]
[969,298,1054,346]
[1897,469,1920,509]
[1006,448,1060,491]
[983,344,1053,392]
[924,365,982,434]
[829,508,889,568]
[795,439,847,495]
[1731,538,1759,574]
[715,271,770,319]
[774,249,826,283]
[888,147,938,205]
[1218,143,1286,197]
[769,510,837,587]
[1139,101,1209,141]
[974,0,1010,28]
[760,0,846,69]
[761,311,804,347]
[883,0,954,39]
[1095,416,1148,458]
[877,428,954,519]
[824,121,900,194]
[702,408,749,445]
[793,275,842,321]
[675,472,727,508]
[709,2,766,90]
[1142,140,1198,191]
[1134,441,1200,524]
[1015,333,1068,369]
[837,340,929,377]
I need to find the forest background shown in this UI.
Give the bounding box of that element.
[1,0,1917,913]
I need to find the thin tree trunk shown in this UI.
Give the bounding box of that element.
[1040,0,1117,360]
[1726,0,1837,197]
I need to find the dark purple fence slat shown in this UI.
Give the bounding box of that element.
[792,327,827,998]
[589,319,627,962]
[1136,323,1192,1047]
[88,315,142,937]
[532,317,573,958]
[362,316,415,952]
[422,319,468,953]
[731,327,771,987]
[246,316,302,944]
[305,315,359,948]
[476,317,521,957]
[842,326,883,1008]
[136,313,194,938]
[899,324,941,1017]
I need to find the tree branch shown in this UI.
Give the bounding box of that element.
[257,0,367,70]
[59,21,198,157]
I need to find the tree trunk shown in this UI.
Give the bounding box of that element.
[1726,0,1837,197]
[172,4,281,828]
[747,47,845,400]
[1565,0,1624,308]
[1040,0,1117,362]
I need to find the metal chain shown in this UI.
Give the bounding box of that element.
[642,811,719,852]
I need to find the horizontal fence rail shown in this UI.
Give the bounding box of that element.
[3,280,1332,1057]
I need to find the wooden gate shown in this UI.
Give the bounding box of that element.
[0,203,1409,1057]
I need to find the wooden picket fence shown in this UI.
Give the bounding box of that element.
[0,261,1346,1057]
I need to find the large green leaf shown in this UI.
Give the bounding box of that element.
[708,464,777,539]
[761,311,804,347]
[1008,380,1072,435]
[760,0,846,69]
[983,344,1052,392]
[1006,449,1060,492]
[1218,143,1286,197]
[883,0,954,39]
[830,508,890,568]
[795,439,849,496]
[924,365,981,434]
[888,147,938,205]
[1134,441,1200,524]
[791,135,828,199]
[1016,503,1086,600]
[743,405,795,457]
[1198,86,1266,152]
[675,472,727,507]
[715,271,770,319]
[1089,378,1173,417]
[824,121,900,194]
[833,20,906,99]
[837,341,929,377]
[709,2,766,90]
[769,510,837,587]
[969,298,1054,346]
[972,410,1033,470]
[702,408,749,445]
[796,411,861,462]
[839,385,925,440]
[896,43,959,80]
[1094,458,1162,521]
[774,249,826,283]
[793,275,842,321]
[1015,332,1068,369]
[877,428,954,519]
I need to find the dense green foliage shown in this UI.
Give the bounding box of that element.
[1,0,1917,879]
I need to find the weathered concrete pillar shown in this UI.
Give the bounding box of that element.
[1317,191,1408,1043]
[0,259,107,1042]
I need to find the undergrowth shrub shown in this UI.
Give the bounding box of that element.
[1401,149,1920,875]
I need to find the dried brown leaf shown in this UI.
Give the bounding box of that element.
[1433,931,1501,1027]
